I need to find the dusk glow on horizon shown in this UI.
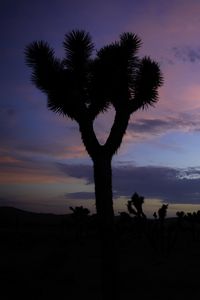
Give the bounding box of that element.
[2,0,200,216]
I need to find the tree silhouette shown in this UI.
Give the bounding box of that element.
[158,204,168,221]
[25,30,163,299]
[127,192,146,218]
[69,206,90,240]
[25,30,162,225]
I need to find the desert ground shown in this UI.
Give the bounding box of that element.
[1,207,200,299]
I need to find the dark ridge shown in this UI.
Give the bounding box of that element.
[0,206,71,227]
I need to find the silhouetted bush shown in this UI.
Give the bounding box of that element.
[176,211,185,219]
[70,206,90,218]
[158,204,168,221]
[153,212,158,219]
[127,192,146,218]
[69,206,90,240]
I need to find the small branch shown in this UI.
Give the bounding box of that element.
[78,116,102,159]
[105,108,130,157]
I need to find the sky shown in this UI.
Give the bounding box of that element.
[1,0,200,216]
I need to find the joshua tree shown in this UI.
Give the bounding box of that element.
[153,211,158,219]
[158,204,168,221]
[25,30,162,227]
[25,30,163,299]
[127,192,146,218]
[69,206,90,240]
[70,205,90,214]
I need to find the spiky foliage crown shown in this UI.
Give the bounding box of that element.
[25,30,163,121]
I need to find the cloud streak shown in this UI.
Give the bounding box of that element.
[173,46,200,63]
[65,192,95,200]
[58,163,200,204]
[127,112,200,141]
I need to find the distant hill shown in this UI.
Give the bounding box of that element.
[0,206,70,227]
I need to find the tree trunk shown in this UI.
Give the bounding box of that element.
[93,155,120,300]
[93,155,114,224]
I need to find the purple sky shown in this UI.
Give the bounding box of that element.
[1,0,200,216]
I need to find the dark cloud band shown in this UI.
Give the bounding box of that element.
[58,163,200,204]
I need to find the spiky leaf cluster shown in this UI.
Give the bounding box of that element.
[88,33,142,112]
[25,30,163,121]
[133,57,163,110]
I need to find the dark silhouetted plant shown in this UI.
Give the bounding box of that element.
[153,212,158,219]
[25,30,163,300]
[70,206,90,218]
[70,206,90,240]
[158,204,168,221]
[127,192,146,218]
[25,30,162,228]
[176,211,185,230]
[176,211,185,219]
